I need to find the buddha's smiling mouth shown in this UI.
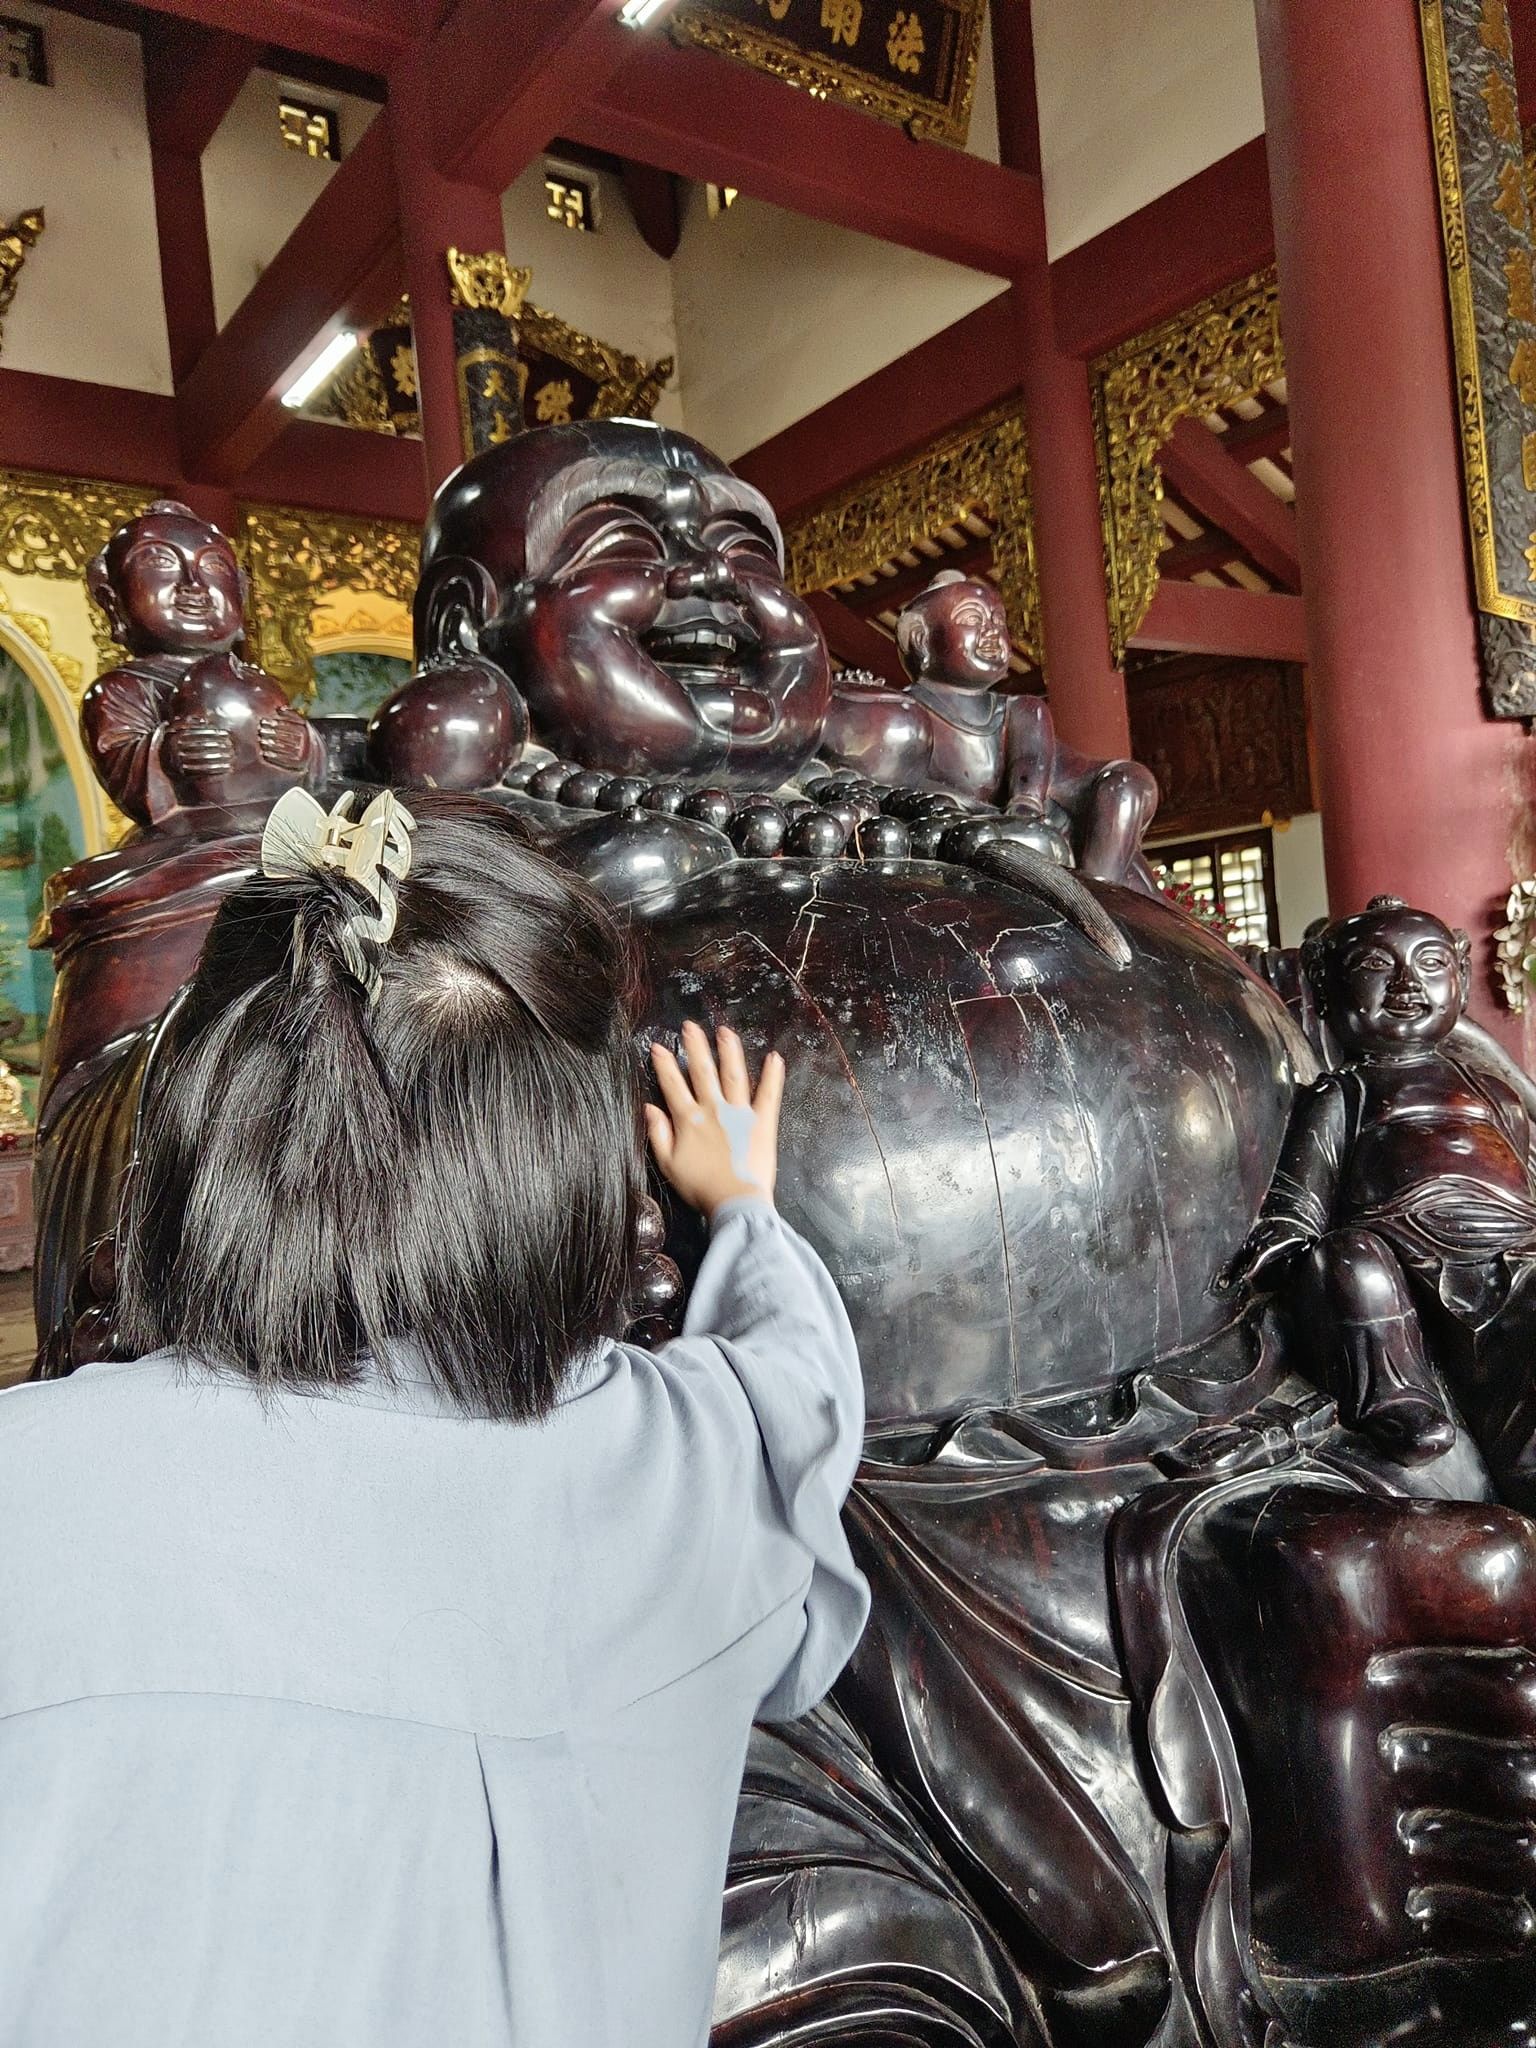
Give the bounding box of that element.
[643,598,760,681]
[646,623,747,671]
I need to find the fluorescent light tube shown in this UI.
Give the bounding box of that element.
[281,331,359,410]
[618,0,676,26]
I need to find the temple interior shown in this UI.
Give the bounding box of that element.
[9,1,1536,2042]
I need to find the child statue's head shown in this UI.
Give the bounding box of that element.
[1306,895,1470,1056]
[87,500,246,658]
[895,571,1011,693]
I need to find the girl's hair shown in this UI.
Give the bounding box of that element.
[114,792,645,1420]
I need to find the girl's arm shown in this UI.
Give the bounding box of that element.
[645,1025,869,1718]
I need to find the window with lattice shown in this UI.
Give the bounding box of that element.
[1150,826,1280,949]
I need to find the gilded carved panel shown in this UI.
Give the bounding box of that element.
[239,504,420,696]
[783,400,1040,662]
[1092,268,1285,664]
[1423,0,1536,714]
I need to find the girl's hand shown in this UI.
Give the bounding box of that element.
[646,1022,784,1218]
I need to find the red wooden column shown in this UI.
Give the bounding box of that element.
[387,51,509,496]
[991,0,1131,759]
[1255,0,1522,1041]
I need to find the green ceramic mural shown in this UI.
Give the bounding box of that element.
[309,650,411,720]
[0,648,86,1113]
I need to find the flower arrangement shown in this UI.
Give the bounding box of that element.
[1495,877,1536,1013]
[1149,865,1240,944]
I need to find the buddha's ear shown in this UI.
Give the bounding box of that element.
[1454,925,1473,999]
[86,545,128,648]
[412,555,502,668]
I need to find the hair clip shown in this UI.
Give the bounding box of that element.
[260,788,417,1000]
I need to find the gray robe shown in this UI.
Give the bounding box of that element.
[0,1197,868,2048]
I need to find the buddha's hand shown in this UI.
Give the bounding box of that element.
[1217,1214,1313,1296]
[165,717,235,779]
[257,708,313,772]
[1374,1643,1536,1957]
[647,1021,784,1219]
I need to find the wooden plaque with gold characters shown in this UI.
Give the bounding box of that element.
[670,0,985,145]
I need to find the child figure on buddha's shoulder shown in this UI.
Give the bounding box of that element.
[0,789,868,2048]
[1226,894,1536,1505]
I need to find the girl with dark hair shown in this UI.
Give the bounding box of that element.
[0,790,867,2048]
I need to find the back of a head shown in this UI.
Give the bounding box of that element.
[115,793,644,1420]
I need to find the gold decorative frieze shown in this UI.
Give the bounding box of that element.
[1091,267,1285,663]
[0,208,43,356]
[783,399,1040,662]
[240,504,420,695]
[0,464,156,673]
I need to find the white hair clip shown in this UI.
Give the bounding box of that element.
[260,788,417,999]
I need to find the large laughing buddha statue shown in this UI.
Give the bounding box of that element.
[374,418,829,793]
[37,421,1536,2048]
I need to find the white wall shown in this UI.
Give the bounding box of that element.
[963,14,1000,164]
[501,159,683,430]
[1271,809,1330,948]
[203,71,381,331]
[669,189,1007,460]
[1030,0,1265,258]
[0,4,171,392]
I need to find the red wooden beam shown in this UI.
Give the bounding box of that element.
[1159,533,1266,583]
[241,420,428,524]
[0,368,183,489]
[128,0,415,74]
[141,16,260,155]
[0,368,426,523]
[567,36,1043,275]
[175,113,405,483]
[1159,415,1301,590]
[173,0,634,489]
[1131,581,1308,662]
[1053,138,1275,359]
[429,0,635,190]
[143,22,260,388]
[1221,404,1292,464]
[834,536,993,618]
[734,294,1019,519]
[806,591,904,687]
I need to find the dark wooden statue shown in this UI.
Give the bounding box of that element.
[1230,895,1536,1499]
[820,569,1158,886]
[33,424,1536,2047]
[35,503,327,1353]
[83,500,323,833]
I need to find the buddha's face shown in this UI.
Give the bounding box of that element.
[93,509,245,658]
[479,439,829,788]
[1323,908,1465,1054]
[904,580,1011,693]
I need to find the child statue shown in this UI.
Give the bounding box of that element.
[83,500,324,833]
[1226,895,1536,1500]
[818,569,1158,886]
